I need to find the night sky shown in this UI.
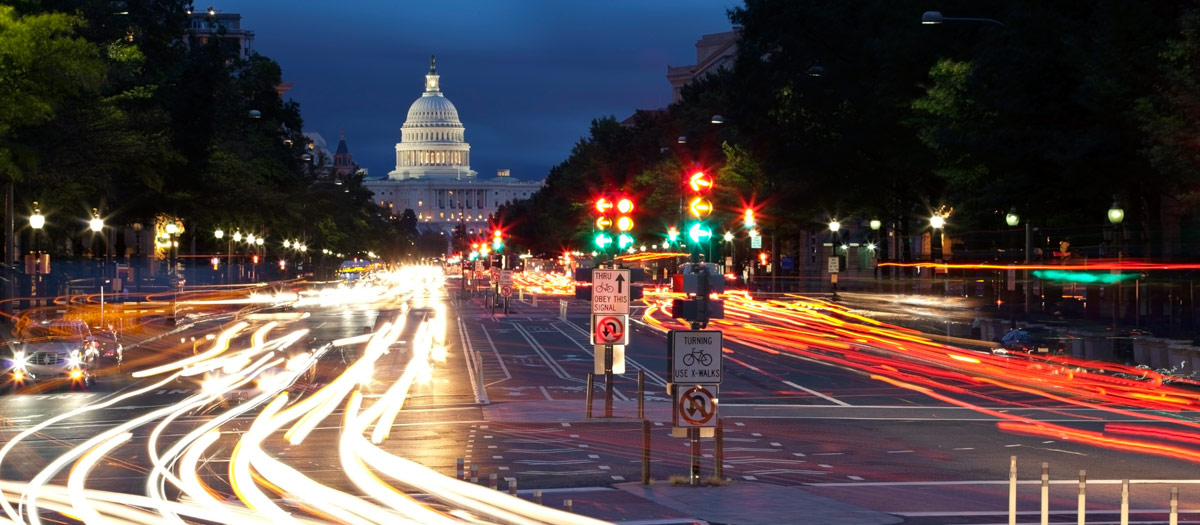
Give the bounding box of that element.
[221,0,739,182]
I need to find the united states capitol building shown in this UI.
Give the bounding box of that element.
[364,57,543,234]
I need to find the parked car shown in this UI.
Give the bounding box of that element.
[995,327,1070,356]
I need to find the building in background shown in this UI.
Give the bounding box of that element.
[666,27,740,103]
[184,8,255,60]
[364,56,542,235]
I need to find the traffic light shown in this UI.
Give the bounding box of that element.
[593,196,614,250]
[594,195,635,252]
[686,171,713,220]
[492,229,503,251]
[744,208,755,228]
[667,227,679,244]
[252,254,259,264]
[616,197,635,249]
[685,170,714,252]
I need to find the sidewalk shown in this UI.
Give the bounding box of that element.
[511,482,901,525]
[480,401,901,524]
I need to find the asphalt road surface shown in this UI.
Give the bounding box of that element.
[1,268,1197,524]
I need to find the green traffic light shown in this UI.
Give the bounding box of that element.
[594,233,613,248]
[618,233,635,249]
[688,223,712,243]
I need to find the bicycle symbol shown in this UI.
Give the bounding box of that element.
[681,348,712,367]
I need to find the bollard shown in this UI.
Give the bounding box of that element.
[637,370,645,420]
[585,373,594,419]
[532,293,537,307]
[564,499,573,513]
[1170,486,1179,525]
[457,458,464,480]
[1009,456,1017,525]
[715,418,724,481]
[559,299,567,320]
[489,472,498,490]
[508,479,517,496]
[519,289,524,302]
[534,490,543,505]
[1041,462,1049,525]
[641,419,651,485]
[476,351,484,384]
[1077,470,1086,525]
[1121,479,1129,525]
[470,464,479,484]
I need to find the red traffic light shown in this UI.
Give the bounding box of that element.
[252,254,260,264]
[688,171,713,193]
[616,197,634,214]
[493,230,502,238]
[595,197,614,214]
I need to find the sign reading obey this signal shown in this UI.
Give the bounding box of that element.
[591,269,631,314]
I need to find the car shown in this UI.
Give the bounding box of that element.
[3,340,97,388]
[3,319,122,389]
[995,327,1070,356]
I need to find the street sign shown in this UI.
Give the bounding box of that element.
[751,235,762,249]
[827,256,840,273]
[591,268,631,315]
[668,330,722,384]
[499,269,514,286]
[591,314,629,345]
[673,385,718,427]
[500,285,513,297]
[593,344,626,374]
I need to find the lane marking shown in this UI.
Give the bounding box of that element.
[782,381,851,406]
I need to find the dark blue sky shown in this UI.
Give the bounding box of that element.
[222,1,739,181]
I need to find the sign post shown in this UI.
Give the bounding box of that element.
[591,268,631,418]
[500,270,514,314]
[667,329,723,485]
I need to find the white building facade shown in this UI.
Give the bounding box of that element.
[364,56,542,235]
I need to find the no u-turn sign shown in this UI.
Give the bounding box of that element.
[591,314,628,345]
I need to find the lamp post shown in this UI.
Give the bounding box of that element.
[232,231,243,282]
[255,236,264,282]
[930,213,946,295]
[829,220,841,298]
[1108,196,1125,331]
[166,219,180,325]
[215,228,230,284]
[30,203,45,314]
[89,208,105,277]
[722,231,734,274]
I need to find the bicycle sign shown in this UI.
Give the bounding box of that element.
[668,329,722,384]
[591,269,631,315]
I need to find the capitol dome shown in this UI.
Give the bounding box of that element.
[405,94,460,126]
[389,55,474,180]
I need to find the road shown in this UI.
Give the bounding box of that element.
[0,266,1197,524]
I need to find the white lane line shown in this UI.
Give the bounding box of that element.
[847,475,864,481]
[539,386,553,401]
[808,479,1200,487]
[553,321,669,387]
[887,450,913,454]
[782,380,851,406]
[480,323,513,386]
[513,323,571,380]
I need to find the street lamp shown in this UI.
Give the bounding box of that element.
[30,203,45,314]
[165,219,181,325]
[921,11,1005,27]
[89,208,108,282]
